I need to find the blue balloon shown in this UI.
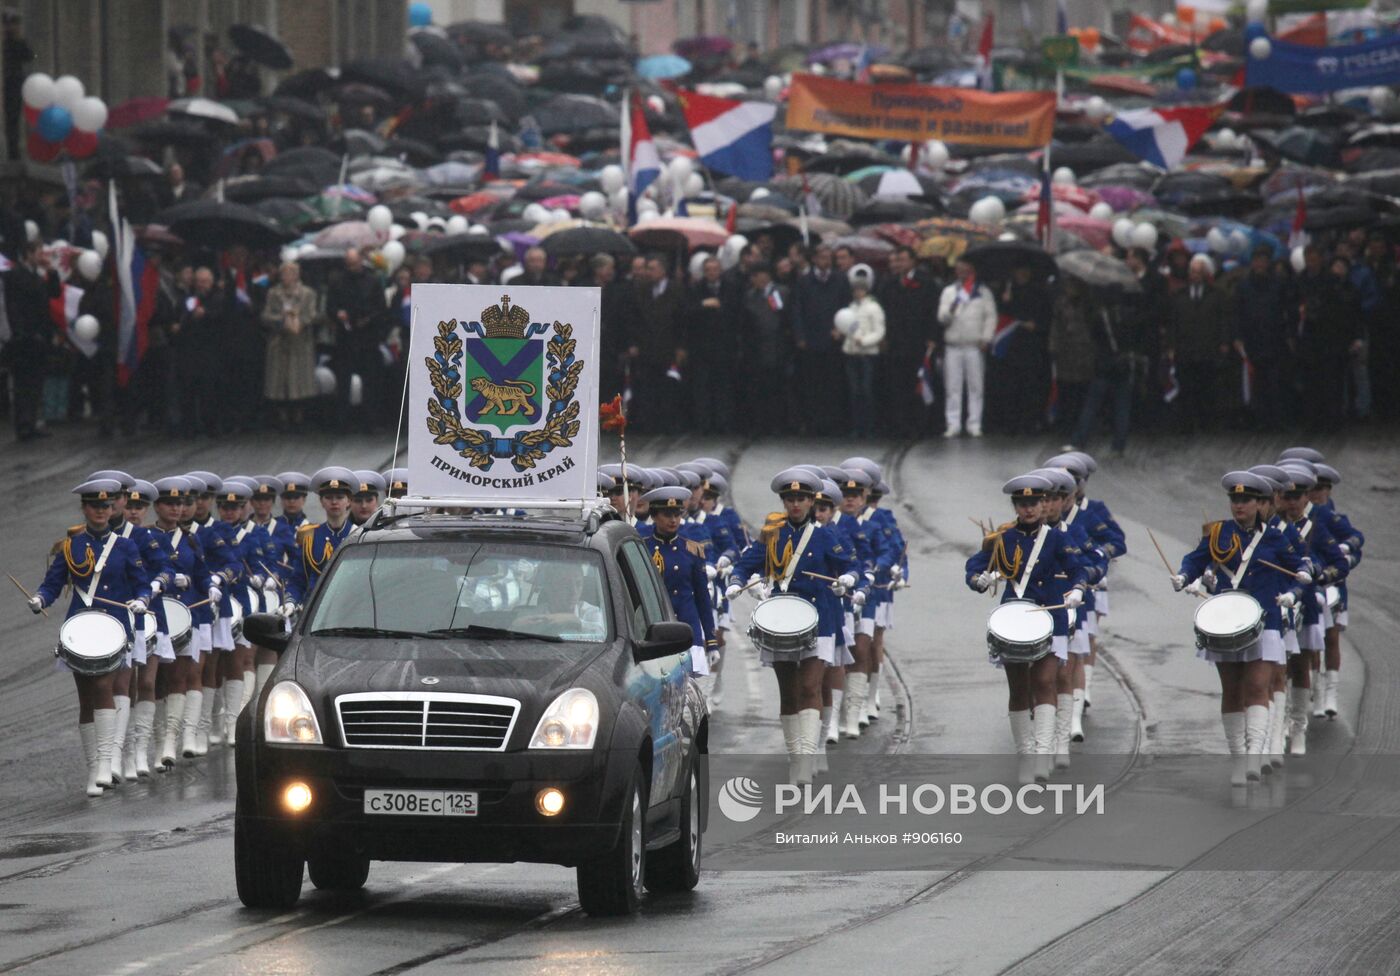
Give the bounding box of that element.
[37,105,73,142]
[1176,67,1198,91]
[408,2,431,27]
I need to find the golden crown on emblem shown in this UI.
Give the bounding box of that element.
[480,295,532,339]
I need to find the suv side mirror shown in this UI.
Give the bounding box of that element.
[243,612,291,654]
[633,620,694,663]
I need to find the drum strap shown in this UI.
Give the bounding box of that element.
[171,527,184,554]
[778,524,815,593]
[74,534,119,608]
[120,522,134,539]
[1298,519,1313,542]
[1013,526,1049,600]
[236,521,254,544]
[1224,529,1264,589]
[1063,502,1079,526]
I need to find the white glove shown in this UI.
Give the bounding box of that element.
[971,572,991,593]
[716,555,732,572]
[27,595,44,614]
[837,573,857,589]
[1295,569,1313,585]
[890,565,903,581]
[1065,588,1084,609]
[754,582,772,601]
[896,579,911,590]
[1185,580,1205,597]
[1171,574,1186,592]
[174,573,190,590]
[1201,568,1216,590]
[706,648,721,669]
[127,599,148,614]
[852,589,867,608]
[249,573,266,589]
[830,583,848,597]
[724,584,743,601]
[149,578,163,596]
[208,585,223,603]
[1338,543,1351,556]
[1276,592,1296,609]
[704,563,717,581]
[278,601,298,618]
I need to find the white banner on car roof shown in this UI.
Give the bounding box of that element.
[407,283,599,504]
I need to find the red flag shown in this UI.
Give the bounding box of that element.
[725,199,737,235]
[600,394,627,432]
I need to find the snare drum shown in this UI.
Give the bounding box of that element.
[163,597,193,654]
[987,600,1054,664]
[747,595,819,662]
[230,599,245,645]
[55,610,129,676]
[1193,592,1264,656]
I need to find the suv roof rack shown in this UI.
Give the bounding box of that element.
[368,496,621,535]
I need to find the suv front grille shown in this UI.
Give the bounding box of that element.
[335,693,519,751]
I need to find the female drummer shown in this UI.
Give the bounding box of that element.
[1246,464,1302,771]
[811,478,865,769]
[726,469,857,785]
[150,477,209,771]
[29,479,153,797]
[1173,472,1308,785]
[116,480,176,781]
[964,474,1089,784]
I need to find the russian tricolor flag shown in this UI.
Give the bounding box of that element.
[621,91,660,220]
[677,89,775,182]
[1104,105,1220,171]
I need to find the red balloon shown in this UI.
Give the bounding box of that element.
[26,131,60,162]
[22,104,39,126]
[64,128,98,159]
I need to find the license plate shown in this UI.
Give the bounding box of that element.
[363,789,478,817]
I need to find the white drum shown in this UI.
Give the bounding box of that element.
[987,600,1054,664]
[747,595,819,661]
[230,599,245,645]
[162,597,193,654]
[56,610,128,676]
[1194,592,1264,656]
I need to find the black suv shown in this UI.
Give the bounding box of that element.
[234,501,708,916]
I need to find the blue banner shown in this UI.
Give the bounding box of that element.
[1247,31,1400,93]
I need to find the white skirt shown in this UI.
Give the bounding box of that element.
[842,611,855,647]
[195,622,212,655]
[152,632,176,662]
[1070,627,1091,656]
[1300,623,1324,652]
[1283,629,1300,656]
[1198,627,1285,664]
[876,601,893,629]
[212,618,234,652]
[1095,588,1110,618]
[688,645,709,676]
[131,629,150,667]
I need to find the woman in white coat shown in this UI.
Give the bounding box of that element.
[837,276,886,438]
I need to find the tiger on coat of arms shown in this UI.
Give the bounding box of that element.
[469,376,539,417]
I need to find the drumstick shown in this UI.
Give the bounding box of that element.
[257,562,287,591]
[92,595,155,615]
[968,516,988,533]
[184,597,215,610]
[1255,558,1303,579]
[8,574,49,617]
[1146,528,1179,580]
[802,571,841,583]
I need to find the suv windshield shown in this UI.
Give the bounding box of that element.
[304,541,611,644]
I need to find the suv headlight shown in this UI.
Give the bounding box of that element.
[529,688,598,749]
[264,681,323,744]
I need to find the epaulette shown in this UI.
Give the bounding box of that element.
[67,524,85,537]
[296,522,317,540]
[685,539,706,559]
[1203,519,1223,538]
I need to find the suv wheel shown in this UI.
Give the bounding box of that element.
[308,852,371,892]
[645,754,702,893]
[577,762,646,916]
[234,797,304,910]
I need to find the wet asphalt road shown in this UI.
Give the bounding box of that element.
[0,427,1395,975]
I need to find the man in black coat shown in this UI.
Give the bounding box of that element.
[684,254,737,434]
[792,245,851,433]
[3,239,57,440]
[1232,246,1293,430]
[874,246,937,438]
[325,247,386,430]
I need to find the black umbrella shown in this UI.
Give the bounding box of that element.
[253,197,319,228]
[805,151,902,177]
[542,226,635,258]
[274,68,338,99]
[848,197,941,228]
[127,119,216,149]
[222,174,318,202]
[340,60,424,101]
[1049,139,1138,175]
[385,137,439,167]
[435,126,523,154]
[158,199,295,250]
[334,83,394,110]
[406,231,505,261]
[229,24,294,70]
[337,128,387,157]
[1078,162,1158,191]
[1342,167,1400,195]
[1057,250,1140,292]
[533,94,616,136]
[445,20,514,48]
[409,29,464,70]
[258,95,325,123]
[388,197,455,222]
[262,146,342,185]
[1305,205,1380,231]
[86,154,164,180]
[963,240,1057,281]
[1226,87,1297,119]
[734,220,804,254]
[462,73,526,121]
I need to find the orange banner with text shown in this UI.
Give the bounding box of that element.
[785,74,1056,149]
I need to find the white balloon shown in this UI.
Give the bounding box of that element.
[381,240,406,273]
[366,204,393,233]
[688,250,709,281]
[1290,245,1306,273]
[636,198,659,216]
[280,246,299,264]
[668,155,694,181]
[968,195,1006,226]
[899,144,914,165]
[549,207,570,223]
[389,223,406,240]
[1249,37,1272,61]
[468,224,489,235]
[76,249,102,281]
[1089,202,1114,221]
[609,188,629,212]
[1084,96,1109,121]
[409,210,429,230]
[427,216,447,231]
[924,139,950,168]
[1228,229,1251,254]
[834,307,858,335]
[1206,227,1229,253]
[73,314,100,343]
[750,187,771,200]
[24,219,38,242]
[52,75,85,111]
[297,242,318,257]
[1369,86,1395,113]
[1246,0,1269,23]
[683,172,704,196]
[811,63,827,76]
[1130,222,1159,250]
[314,365,337,396]
[21,73,54,110]
[446,214,469,234]
[764,75,784,100]
[1052,166,1076,187]
[1217,127,1237,148]
[72,96,108,133]
[724,234,748,253]
[637,210,659,224]
[522,202,549,224]
[1112,218,1136,249]
[599,164,625,194]
[579,190,607,219]
[1161,12,1177,27]
[90,229,109,259]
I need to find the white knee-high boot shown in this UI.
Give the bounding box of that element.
[1009,709,1033,785]
[826,689,843,744]
[1244,704,1268,781]
[132,700,155,778]
[1323,670,1339,718]
[1223,711,1247,786]
[241,670,255,708]
[111,695,131,783]
[1031,704,1056,783]
[816,706,832,773]
[1071,689,1086,742]
[255,662,275,700]
[1287,686,1310,755]
[80,722,102,797]
[202,683,220,750]
[181,688,203,759]
[780,714,800,785]
[795,708,820,785]
[1053,693,1074,770]
[1268,690,1287,769]
[222,679,244,746]
[867,672,880,723]
[93,709,116,790]
[842,673,867,739]
[1083,664,1094,708]
[160,692,184,766]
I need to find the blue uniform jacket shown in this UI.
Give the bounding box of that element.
[117,520,174,634]
[1068,497,1127,559]
[642,531,716,649]
[965,521,1089,637]
[287,520,355,605]
[733,518,856,638]
[1316,499,1362,611]
[38,529,153,636]
[714,504,749,560]
[1178,518,1304,632]
[155,525,212,624]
